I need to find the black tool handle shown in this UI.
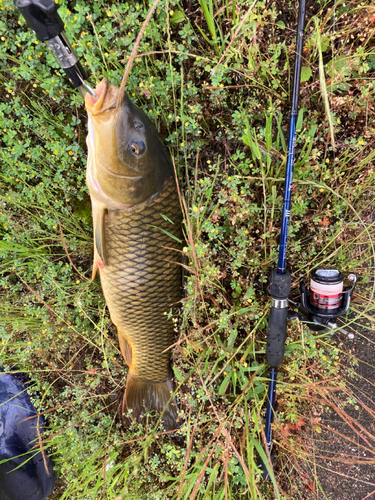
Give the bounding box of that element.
[266,269,291,368]
[14,0,90,88]
[14,0,64,41]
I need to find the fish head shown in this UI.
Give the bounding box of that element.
[85,78,174,206]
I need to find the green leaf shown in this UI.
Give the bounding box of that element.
[199,0,217,42]
[242,134,250,147]
[242,120,261,160]
[147,225,183,243]
[250,438,280,497]
[254,383,265,394]
[218,372,232,396]
[265,113,272,150]
[300,66,312,82]
[296,107,306,131]
[237,307,252,315]
[160,213,174,224]
[173,366,185,382]
[314,17,335,147]
[326,55,352,78]
[170,11,185,24]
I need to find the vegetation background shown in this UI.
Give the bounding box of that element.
[0,0,374,498]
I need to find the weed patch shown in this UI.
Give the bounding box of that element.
[0,0,374,498]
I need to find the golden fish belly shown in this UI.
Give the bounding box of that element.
[99,177,182,382]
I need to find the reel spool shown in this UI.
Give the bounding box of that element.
[310,269,344,312]
[300,268,357,331]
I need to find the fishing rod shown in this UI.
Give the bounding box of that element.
[259,0,356,478]
[258,0,307,475]
[14,0,97,98]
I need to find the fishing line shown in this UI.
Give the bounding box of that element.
[115,0,161,112]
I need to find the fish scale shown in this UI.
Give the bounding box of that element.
[99,177,182,382]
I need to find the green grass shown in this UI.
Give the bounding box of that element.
[0,0,374,498]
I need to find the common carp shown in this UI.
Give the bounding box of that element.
[85,78,182,430]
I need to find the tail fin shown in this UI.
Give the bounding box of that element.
[122,372,179,431]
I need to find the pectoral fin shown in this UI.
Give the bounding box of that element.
[92,260,99,281]
[91,201,107,280]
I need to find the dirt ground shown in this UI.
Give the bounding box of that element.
[312,307,375,499]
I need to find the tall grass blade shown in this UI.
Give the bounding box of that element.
[314,16,335,147]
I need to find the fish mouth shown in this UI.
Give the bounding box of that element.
[85,78,119,115]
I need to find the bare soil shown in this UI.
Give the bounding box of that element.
[312,309,375,499]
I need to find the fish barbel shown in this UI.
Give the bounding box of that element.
[85,78,182,430]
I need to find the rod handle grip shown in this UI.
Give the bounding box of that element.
[266,307,288,368]
[266,269,291,367]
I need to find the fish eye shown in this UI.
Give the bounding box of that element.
[129,139,146,156]
[134,121,144,131]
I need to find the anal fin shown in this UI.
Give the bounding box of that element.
[118,331,132,366]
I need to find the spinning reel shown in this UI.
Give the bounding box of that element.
[292,268,357,334]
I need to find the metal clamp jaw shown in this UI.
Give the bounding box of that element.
[299,273,357,330]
